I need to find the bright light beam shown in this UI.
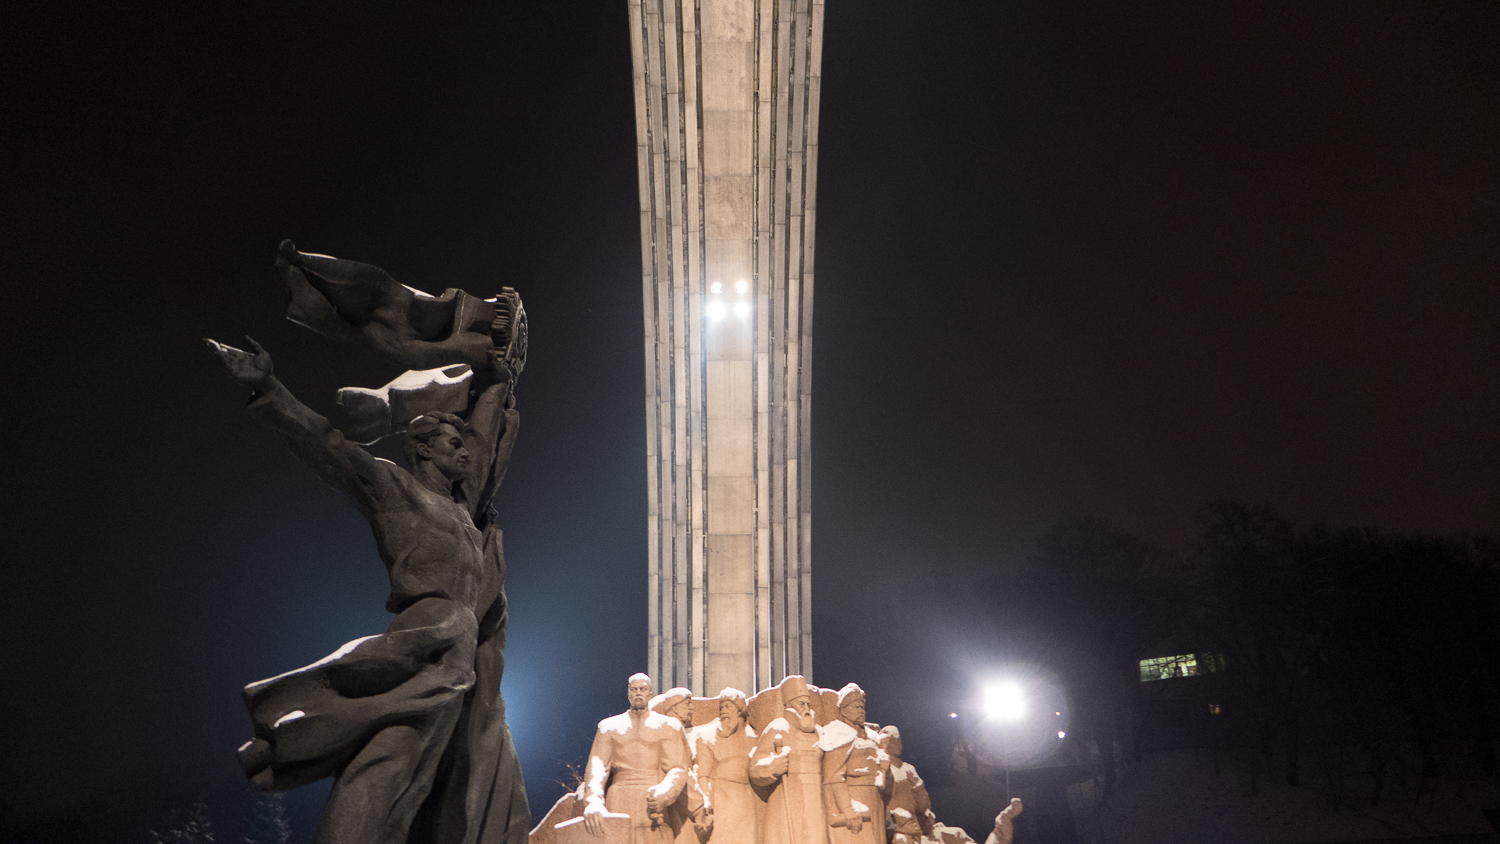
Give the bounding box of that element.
[983,682,1024,721]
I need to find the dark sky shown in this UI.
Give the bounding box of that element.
[2,2,1497,841]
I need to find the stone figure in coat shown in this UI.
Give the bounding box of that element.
[585,674,693,844]
[651,688,710,844]
[816,684,887,844]
[689,689,760,844]
[750,676,829,844]
[876,726,932,844]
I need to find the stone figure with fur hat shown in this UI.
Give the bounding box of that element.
[690,688,760,844]
[816,684,887,844]
[750,676,829,844]
[650,688,710,844]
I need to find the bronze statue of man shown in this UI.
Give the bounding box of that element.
[207,243,530,844]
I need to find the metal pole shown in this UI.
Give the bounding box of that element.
[1002,722,1011,801]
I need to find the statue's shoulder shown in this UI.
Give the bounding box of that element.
[815,719,858,751]
[643,711,681,732]
[689,722,718,746]
[597,712,634,735]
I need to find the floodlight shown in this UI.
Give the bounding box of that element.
[711,282,723,294]
[983,682,1024,721]
[735,280,749,294]
[707,301,726,320]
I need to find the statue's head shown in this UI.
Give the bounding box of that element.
[787,695,816,733]
[716,688,748,733]
[880,724,902,760]
[651,688,694,728]
[404,412,469,480]
[627,673,653,711]
[836,683,866,728]
[780,675,817,733]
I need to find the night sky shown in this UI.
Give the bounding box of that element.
[2,2,1497,841]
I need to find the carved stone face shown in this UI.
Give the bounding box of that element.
[628,678,653,711]
[840,697,866,728]
[718,699,745,733]
[788,695,816,733]
[418,423,470,481]
[670,697,693,728]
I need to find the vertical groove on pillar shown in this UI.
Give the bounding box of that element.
[683,0,708,697]
[798,0,821,679]
[751,0,770,693]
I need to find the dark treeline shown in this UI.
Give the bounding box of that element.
[989,500,1500,805]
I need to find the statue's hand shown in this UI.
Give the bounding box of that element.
[583,802,606,836]
[770,752,790,777]
[206,336,273,390]
[993,798,1022,844]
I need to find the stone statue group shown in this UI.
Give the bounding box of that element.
[532,674,1022,844]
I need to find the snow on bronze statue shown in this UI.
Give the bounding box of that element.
[206,241,530,844]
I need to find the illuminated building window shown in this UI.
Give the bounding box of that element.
[1138,653,1225,682]
[1208,703,1222,715]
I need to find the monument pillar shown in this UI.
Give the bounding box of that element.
[630,0,822,695]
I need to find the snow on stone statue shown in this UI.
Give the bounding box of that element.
[583,674,693,844]
[207,241,531,844]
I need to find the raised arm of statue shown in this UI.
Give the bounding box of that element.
[984,798,1023,844]
[207,338,393,517]
[275,240,526,381]
[461,379,519,521]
